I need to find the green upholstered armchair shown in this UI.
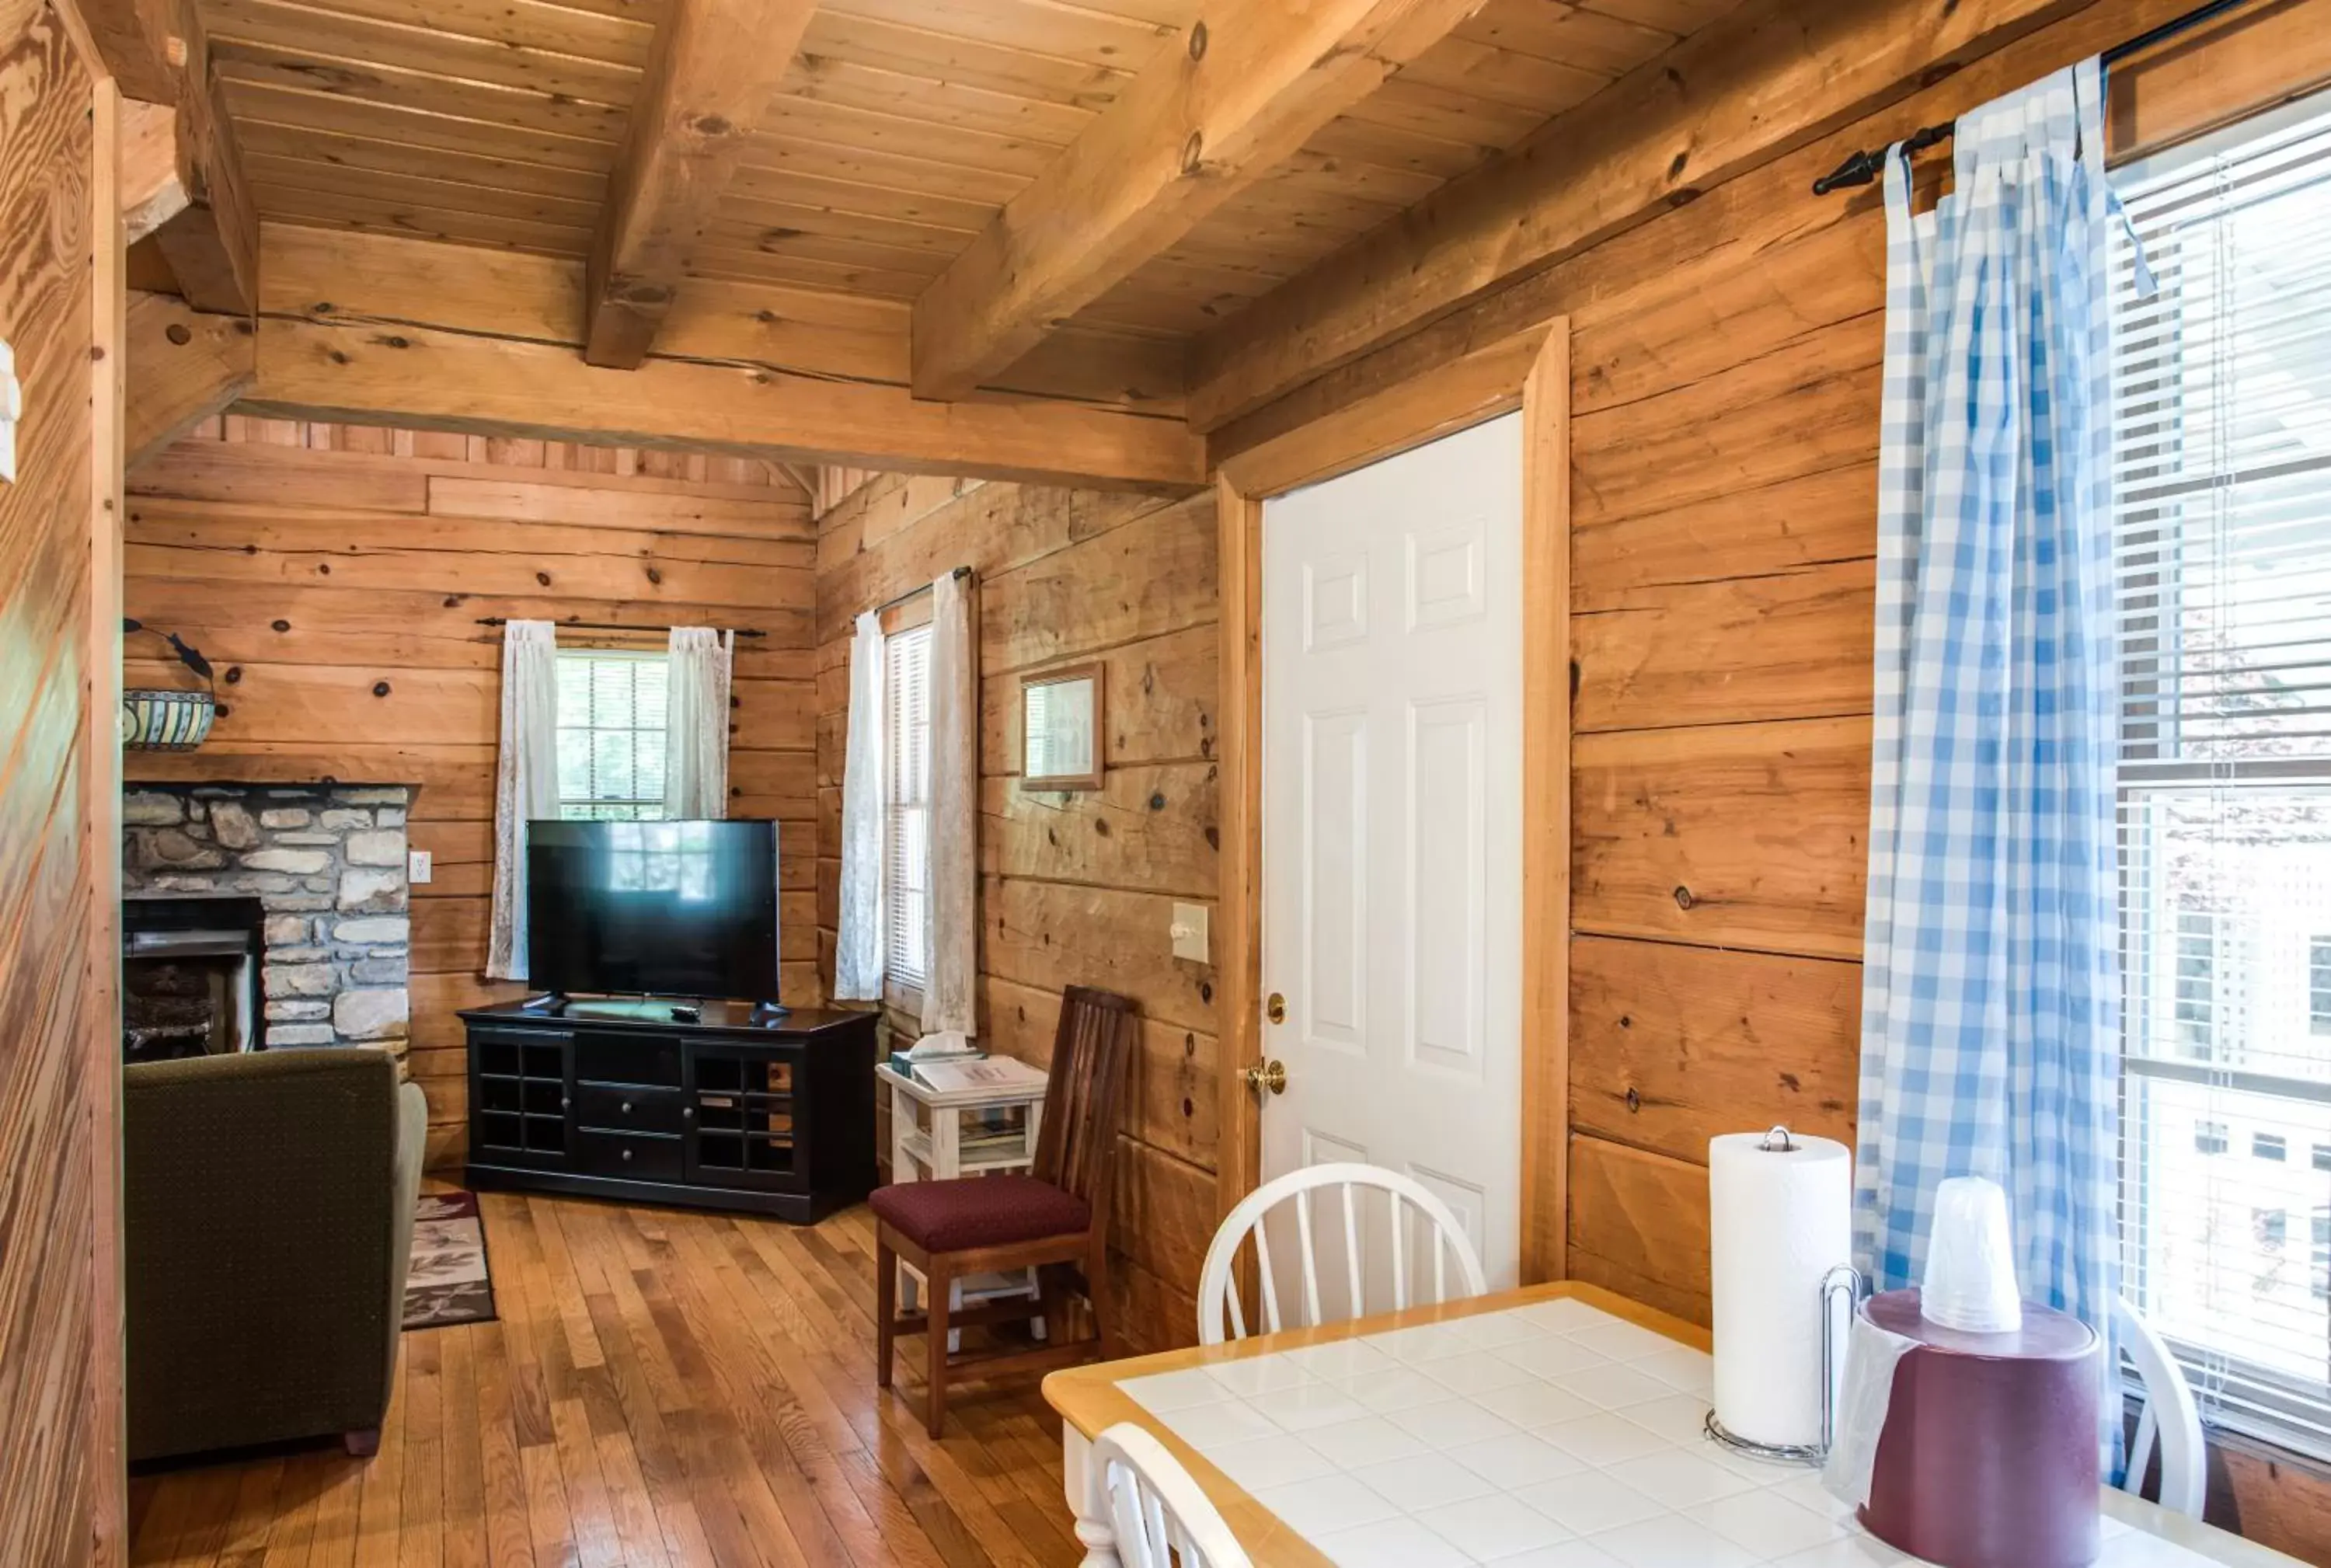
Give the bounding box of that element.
[124,1047,426,1461]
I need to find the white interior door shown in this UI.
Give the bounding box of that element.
[1259,411,1525,1300]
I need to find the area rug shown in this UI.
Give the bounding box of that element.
[403,1190,497,1330]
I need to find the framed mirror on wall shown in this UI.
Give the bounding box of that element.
[1021,661,1103,793]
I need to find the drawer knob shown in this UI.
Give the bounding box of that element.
[621,1148,633,1162]
[682,1106,694,1120]
[621,1101,632,1113]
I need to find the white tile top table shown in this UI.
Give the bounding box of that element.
[1044,1283,2299,1568]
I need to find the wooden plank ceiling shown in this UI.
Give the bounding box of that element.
[196,0,1742,389]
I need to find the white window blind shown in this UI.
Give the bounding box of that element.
[555,650,669,820]
[2113,90,2331,1462]
[884,623,933,991]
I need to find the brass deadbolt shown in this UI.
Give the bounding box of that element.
[1266,991,1287,1025]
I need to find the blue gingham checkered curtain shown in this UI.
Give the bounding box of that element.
[1852,60,2122,1343]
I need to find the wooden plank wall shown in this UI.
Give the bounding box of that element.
[0,5,104,1563]
[816,473,1221,1357]
[1445,0,2331,1551]
[122,420,821,1169]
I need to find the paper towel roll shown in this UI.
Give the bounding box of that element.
[1709,1129,1852,1449]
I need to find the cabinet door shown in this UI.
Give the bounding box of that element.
[685,1044,804,1192]
[469,1028,573,1169]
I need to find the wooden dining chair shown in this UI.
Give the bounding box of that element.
[872,985,1138,1435]
[1086,1423,1253,1568]
[1195,1162,1488,1344]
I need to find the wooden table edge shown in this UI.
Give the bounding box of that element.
[1042,1280,2294,1568]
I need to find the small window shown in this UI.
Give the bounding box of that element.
[2313,937,2331,1035]
[2256,1132,2289,1164]
[2196,1120,2229,1155]
[556,650,669,820]
[2258,1209,2290,1251]
[884,623,934,991]
[2315,1143,2331,1174]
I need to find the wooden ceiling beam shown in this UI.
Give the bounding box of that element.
[1184,0,2096,430]
[126,292,255,471]
[82,0,258,315]
[907,0,1489,404]
[262,224,1187,418]
[583,0,819,369]
[235,313,1201,490]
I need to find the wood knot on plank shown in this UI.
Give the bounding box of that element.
[165,323,191,346]
[1187,21,1207,60]
[1672,885,1695,910]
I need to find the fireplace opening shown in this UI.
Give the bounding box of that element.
[124,896,266,1064]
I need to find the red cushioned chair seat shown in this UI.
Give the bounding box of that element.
[869,1175,1091,1253]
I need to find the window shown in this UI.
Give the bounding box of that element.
[2113,92,2331,1460]
[556,650,670,820]
[884,623,933,991]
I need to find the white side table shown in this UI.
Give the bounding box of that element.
[876,1060,1051,1349]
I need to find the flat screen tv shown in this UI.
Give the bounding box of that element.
[526,819,779,1002]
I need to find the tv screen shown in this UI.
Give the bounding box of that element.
[525,819,779,1002]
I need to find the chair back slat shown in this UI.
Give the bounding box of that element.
[1032,986,1138,1215]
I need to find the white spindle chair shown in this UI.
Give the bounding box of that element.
[2114,1295,2204,1518]
[1087,1423,1252,1568]
[1196,1162,1488,1345]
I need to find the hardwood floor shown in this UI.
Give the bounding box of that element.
[127,1192,1083,1567]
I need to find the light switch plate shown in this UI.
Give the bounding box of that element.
[1170,900,1209,963]
[0,337,19,484]
[407,848,433,884]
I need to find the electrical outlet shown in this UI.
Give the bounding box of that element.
[1169,901,1209,963]
[407,848,433,885]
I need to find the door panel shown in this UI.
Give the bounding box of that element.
[1260,412,1525,1294]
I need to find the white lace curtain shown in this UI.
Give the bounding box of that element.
[922,570,977,1034]
[663,626,733,820]
[486,620,559,981]
[834,611,886,1001]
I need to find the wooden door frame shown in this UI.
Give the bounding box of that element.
[1211,320,1573,1284]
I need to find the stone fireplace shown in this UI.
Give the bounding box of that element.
[121,785,414,1056]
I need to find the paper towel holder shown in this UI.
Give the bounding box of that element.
[1704,1260,1867,1465]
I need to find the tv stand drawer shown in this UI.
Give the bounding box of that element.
[573,1032,682,1087]
[575,1083,684,1135]
[576,1127,683,1183]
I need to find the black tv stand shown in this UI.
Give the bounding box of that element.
[458,998,876,1222]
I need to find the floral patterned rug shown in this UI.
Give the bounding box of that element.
[402,1190,497,1330]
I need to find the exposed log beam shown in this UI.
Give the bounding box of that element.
[909,0,1486,403]
[1185,0,2092,430]
[194,295,1200,488]
[120,98,186,242]
[263,224,1187,417]
[82,0,257,314]
[584,0,818,369]
[125,292,254,470]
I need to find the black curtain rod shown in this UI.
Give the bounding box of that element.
[1811,0,2254,195]
[869,564,974,619]
[475,617,767,639]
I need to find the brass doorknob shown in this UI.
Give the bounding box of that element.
[1266,992,1287,1025]
[1242,1059,1287,1096]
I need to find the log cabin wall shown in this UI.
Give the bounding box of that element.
[0,4,112,1562]
[816,474,1219,1356]
[122,419,821,1169]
